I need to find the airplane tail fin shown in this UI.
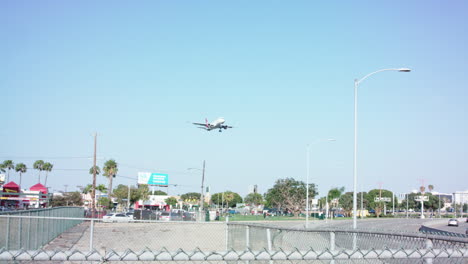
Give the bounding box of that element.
[205,118,209,128]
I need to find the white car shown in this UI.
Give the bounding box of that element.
[447,219,458,227]
[103,213,133,223]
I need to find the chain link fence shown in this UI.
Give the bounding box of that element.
[0,213,466,263]
[0,207,83,250]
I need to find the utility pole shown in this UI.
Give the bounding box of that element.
[92,133,97,218]
[360,189,363,219]
[200,160,206,213]
[127,184,131,211]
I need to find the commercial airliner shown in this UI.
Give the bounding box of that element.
[193,117,233,132]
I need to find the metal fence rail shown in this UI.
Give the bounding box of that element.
[0,207,83,250]
[227,222,468,252]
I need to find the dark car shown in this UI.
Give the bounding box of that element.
[133,210,158,220]
[182,212,195,221]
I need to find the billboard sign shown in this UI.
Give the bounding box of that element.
[138,172,169,186]
[415,196,429,202]
[374,197,391,202]
[0,174,5,183]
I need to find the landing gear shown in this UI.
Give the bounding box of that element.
[219,129,222,132]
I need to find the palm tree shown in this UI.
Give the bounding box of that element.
[96,184,107,194]
[428,184,434,193]
[43,162,53,187]
[420,186,426,193]
[15,163,27,187]
[3,160,14,183]
[89,165,101,176]
[103,159,118,196]
[82,184,93,194]
[33,160,45,183]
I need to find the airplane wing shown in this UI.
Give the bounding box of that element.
[193,123,206,126]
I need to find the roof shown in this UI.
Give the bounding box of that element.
[30,183,48,193]
[3,181,19,188]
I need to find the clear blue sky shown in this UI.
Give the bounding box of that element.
[1,1,467,198]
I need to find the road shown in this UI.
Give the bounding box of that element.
[425,217,468,235]
[42,217,465,253]
[265,217,450,233]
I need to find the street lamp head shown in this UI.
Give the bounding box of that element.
[398,68,411,72]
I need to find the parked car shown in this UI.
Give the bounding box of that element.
[182,212,196,221]
[103,213,133,223]
[159,211,180,221]
[447,219,459,227]
[159,211,171,221]
[133,210,158,220]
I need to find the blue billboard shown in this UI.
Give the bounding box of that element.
[138,172,169,186]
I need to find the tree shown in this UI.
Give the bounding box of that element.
[165,197,178,207]
[98,197,114,210]
[15,163,27,187]
[366,189,395,217]
[96,184,107,194]
[339,192,353,216]
[50,192,83,207]
[33,160,45,183]
[103,159,118,196]
[327,187,345,201]
[265,178,316,216]
[211,191,243,208]
[180,192,201,206]
[244,193,264,206]
[2,160,14,183]
[428,185,434,192]
[82,184,93,194]
[43,162,53,187]
[89,165,101,176]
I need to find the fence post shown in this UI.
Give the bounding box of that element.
[425,238,433,264]
[246,225,250,249]
[330,231,336,264]
[89,219,94,251]
[5,215,10,250]
[225,216,229,251]
[266,228,272,251]
[34,211,39,249]
[329,231,335,251]
[352,232,357,250]
[27,211,31,249]
[18,215,22,249]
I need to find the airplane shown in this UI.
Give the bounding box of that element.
[193,117,233,132]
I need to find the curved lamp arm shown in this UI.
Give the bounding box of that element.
[356,68,411,85]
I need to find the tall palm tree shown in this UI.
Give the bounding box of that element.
[3,160,14,183]
[420,186,426,193]
[33,160,45,183]
[15,163,27,187]
[89,165,101,176]
[43,162,53,187]
[428,184,434,193]
[103,159,118,196]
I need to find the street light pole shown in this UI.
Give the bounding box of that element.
[353,68,411,229]
[306,145,310,228]
[200,160,206,213]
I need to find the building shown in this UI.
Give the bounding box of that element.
[453,191,468,205]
